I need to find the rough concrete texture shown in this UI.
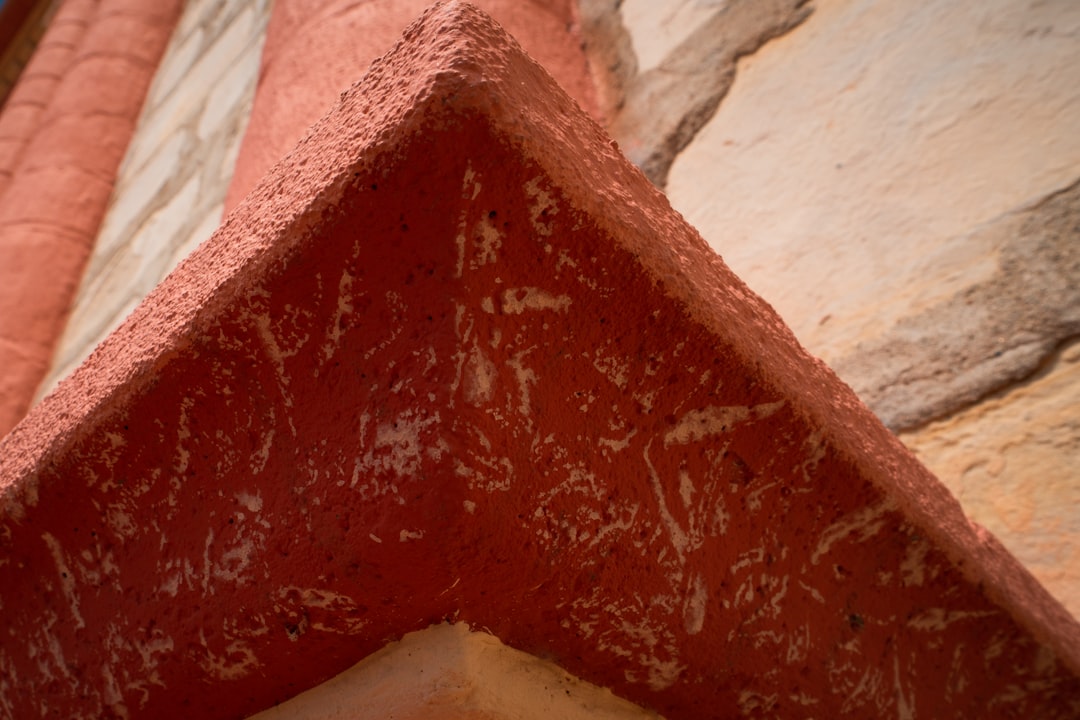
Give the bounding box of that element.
[0,0,184,437]
[224,0,596,211]
[579,0,812,187]
[250,623,661,720]
[901,339,1080,621]
[1,4,1078,718]
[36,0,272,401]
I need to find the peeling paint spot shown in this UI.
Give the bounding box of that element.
[907,608,998,632]
[664,401,784,445]
[322,269,354,361]
[811,498,896,565]
[236,490,263,513]
[900,536,929,587]
[463,340,496,407]
[41,533,84,629]
[683,574,707,635]
[501,287,571,314]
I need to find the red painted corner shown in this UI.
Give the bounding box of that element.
[1,2,1078,718]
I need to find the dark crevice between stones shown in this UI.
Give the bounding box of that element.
[833,176,1080,433]
[581,0,813,188]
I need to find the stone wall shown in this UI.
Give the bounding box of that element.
[585,0,1080,618]
[37,0,272,396]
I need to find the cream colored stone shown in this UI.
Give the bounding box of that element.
[147,25,206,110]
[665,0,1080,361]
[901,341,1080,620]
[43,175,202,392]
[169,203,223,271]
[93,130,187,261]
[125,3,265,173]
[620,0,720,73]
[38,0,272,400]
[197,36,263,140]
[247,623,663,720]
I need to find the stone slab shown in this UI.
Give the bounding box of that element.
[250,623,660,720]
[1,2,1078,718]
[901,339,1080,620]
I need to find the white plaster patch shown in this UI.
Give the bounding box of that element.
[236,490,263,513]
[664,401,785,445]
[106,506,138,540]
[213,536,256,584]
[592,350,630,389]
[678,470,695,509]
[501,287,572,314]
[524,176,559,237]
[354,410,442,483]
[199,630,260,681]
[100,663,129,719]
[683,574,708,635]
[41,533,84,629]
[811,498,897,565]
[598,428,637,453]
[474,216,503,268]
[507,347,538,419]
[322,269,354,361]
[900,537,929,586]
[643,441,690,562]
[464,340,497,406]
[907,608,998,632]
[275,587,367,635]
[175,396,195,474]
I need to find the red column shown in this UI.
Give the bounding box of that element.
[224,0,597,212]
[0,0,184,436]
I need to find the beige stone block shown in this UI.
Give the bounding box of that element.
[179,5,258,106]
[44,174,202,395]
[123,4,264,174]
[620,0,719,72]
[168,203,222,270]
[91,130,187,269]
[147,24,207,110]
[665,0,1080,361]
[901,341,1080,620]
[250,623,660,720]
[197,36,264,140]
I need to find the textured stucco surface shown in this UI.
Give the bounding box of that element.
[249,623,662,720]
[225,0,596,211]
[37,0,272,401]
[1,4,1078,718]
